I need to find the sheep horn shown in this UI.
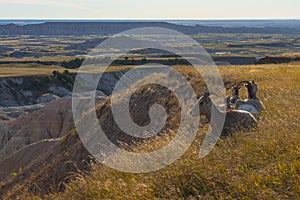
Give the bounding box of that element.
[210,92,219,97]
[203,90,217,97]
[237,80,250,86]
[224,81,235,90]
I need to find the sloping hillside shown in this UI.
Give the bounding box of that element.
[0,133,92,198]
[0,72,187,198]
[48,64,299,200]
[0,98,74,160]
[0,64,299,199]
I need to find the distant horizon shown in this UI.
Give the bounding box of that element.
[1,19,300,28]
[1,18,300,20]
[1,18,299,29]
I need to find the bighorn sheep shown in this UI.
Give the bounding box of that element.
[234,81,266,116]
[224,81,243,109]
[190,91,257,137]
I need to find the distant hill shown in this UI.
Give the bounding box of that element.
[256,54,300,64]
[1,22,300,35]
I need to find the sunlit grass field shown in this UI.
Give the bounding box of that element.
[17,63,300,199]
[0,64,79,77]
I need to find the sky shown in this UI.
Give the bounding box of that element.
[0,0,299,19]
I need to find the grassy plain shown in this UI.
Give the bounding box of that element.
[38,63,300,199]
[0,64,78,77]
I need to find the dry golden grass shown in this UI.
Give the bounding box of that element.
[0,64,78,77]
[0,56,79,62]
[21,64,300,199]
[0,63,145,78]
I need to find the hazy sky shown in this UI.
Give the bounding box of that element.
[0,0,299,19]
